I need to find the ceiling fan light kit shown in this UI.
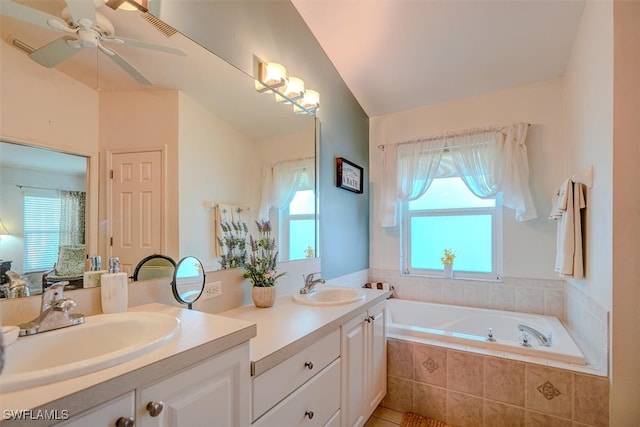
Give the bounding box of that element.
[1,0,186,85]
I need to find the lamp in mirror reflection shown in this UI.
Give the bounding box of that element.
[255,62,287,92]
[293,89,320,114]
[0,220,9,236]
[255,61,320,115]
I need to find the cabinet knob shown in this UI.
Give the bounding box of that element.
[304,361,314,370]
[365,316,371,323]
[304,410,314,419]
[115,417,135,427]
[369,315,376,322]
[146,401,164,417]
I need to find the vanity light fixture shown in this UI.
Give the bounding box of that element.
[255,62,287,93]
[293,89,320,114]
[275,76,305,103]
[255,60,319,115]
[104,0,148,12]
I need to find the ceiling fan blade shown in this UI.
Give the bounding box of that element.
[104,36,187,57]
[65,0,98,29]
[29,36,83,68]
[104,49,152,85]
[0,0,69,32]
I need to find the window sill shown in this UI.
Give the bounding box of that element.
[400,271,503,283]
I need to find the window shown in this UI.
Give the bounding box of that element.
[281,189,316,261]
[23,195,61,272]
[402,176,502,280]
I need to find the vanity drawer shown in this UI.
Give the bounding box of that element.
[253,358,340,427]
[253,328,340,420]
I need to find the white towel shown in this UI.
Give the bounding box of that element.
[549,179,570,219]
[550,182,586,278]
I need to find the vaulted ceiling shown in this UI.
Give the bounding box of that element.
[292,0,585,117]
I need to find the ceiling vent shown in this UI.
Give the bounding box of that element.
[142,13,177,38]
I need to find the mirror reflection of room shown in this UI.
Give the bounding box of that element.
[0,142,88,297]
[0,1,317,299]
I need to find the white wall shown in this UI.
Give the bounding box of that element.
[369,78,565,280]
[177,92,261,271]
[0,42,99,154]
[563,0,613,310]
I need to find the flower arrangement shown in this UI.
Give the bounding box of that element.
[244,220,285,287]
[440,248,457,267]
[217,220,248,269]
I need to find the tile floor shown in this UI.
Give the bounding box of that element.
[365,407,405,427]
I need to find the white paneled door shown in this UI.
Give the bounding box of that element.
[108,149,164,274]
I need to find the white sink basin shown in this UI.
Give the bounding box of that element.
[293,287,365,306]
[0,312,181,392]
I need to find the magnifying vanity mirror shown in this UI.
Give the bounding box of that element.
[131,254,176,282]
[0,1,318,300]
[171,256,205,309]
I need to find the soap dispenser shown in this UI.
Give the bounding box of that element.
[101,257,128,314]
[83,256,107,288]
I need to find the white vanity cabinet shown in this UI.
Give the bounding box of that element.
[56,343,250,427]
[251,329,341,427]
[56,392,135,427]
[341,300,387,427]
[137,343,250,427]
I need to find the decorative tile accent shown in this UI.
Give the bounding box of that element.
[423,357,439,373]
[537,381,562,400]
[413,344,447,387]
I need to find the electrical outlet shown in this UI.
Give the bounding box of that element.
[202,281,222,300]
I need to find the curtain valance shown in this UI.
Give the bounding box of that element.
[380,122,537,227]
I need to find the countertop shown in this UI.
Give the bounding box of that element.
[0,303,256,424]
[220,287,390,376]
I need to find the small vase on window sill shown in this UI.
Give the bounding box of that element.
[443,264,453,278]
[441,248,456,279]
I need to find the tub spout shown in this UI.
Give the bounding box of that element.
[518,324,552,347]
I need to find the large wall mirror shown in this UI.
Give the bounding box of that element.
[0,0,317,298]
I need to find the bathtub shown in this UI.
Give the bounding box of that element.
[386,299,585,365]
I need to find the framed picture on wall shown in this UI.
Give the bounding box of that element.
[336,157,363,194]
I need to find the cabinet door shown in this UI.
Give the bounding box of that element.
[137,343,250,427]
[341,315,366,427]
[55,392,135,427]
[365,301,387,417]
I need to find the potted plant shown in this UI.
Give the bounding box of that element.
[244,220,285,307]
[440,248,456,278]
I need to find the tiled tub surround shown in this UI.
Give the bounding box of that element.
[384,338,609,427]
[369,269,608,375]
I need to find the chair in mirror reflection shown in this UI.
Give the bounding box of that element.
[42,245,86,290]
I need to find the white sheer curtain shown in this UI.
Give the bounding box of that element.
[259,157,315,219]
[380,122,537,227]
[59,190,86,245]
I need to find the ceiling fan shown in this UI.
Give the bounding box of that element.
[0,0,186,85]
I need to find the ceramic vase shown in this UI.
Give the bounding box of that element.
[252,286,276,308]
[444,264,453,278]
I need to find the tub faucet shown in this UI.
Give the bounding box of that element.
[19,282,85,336]
[300,272,325,294]
[518,324,552,347]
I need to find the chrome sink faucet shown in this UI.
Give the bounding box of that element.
[19,282,85,336]
[518,324,552,347]
[300,272,325,294]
